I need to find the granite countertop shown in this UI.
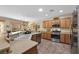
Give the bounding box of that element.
[10,40,38,54]
[31,32,41,35]
[9,31,25,35]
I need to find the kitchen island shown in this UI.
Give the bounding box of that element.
[10,39,38,54]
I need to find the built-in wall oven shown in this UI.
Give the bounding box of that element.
[51,31,60,42]
[51,24,61,42]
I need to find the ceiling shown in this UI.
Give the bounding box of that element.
[0,5,77,22]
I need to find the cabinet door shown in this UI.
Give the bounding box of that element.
[60,34,65,43]
[46,32,51,40]
[60,19,66,28]
[31,35,37,41]
[49,20,52,28]
[43,20,52,28]
[65,34,71,44]
[65,18,71,28]
[42,33,46,39]
[46,21,49,28]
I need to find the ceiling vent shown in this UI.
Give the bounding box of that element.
[49,9,54,12]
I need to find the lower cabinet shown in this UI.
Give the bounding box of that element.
[60,34,65,43]
[31,34,41,44]
[60,34,71,44]
[42,32,51,41]
[65,34,71,44]
[42,32,71,44]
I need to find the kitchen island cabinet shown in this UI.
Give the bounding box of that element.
[31,33,41,44]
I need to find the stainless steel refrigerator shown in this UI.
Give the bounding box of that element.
[71,6,79,54]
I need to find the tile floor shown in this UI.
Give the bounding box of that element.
[37,39,71,54]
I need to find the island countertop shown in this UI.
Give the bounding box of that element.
[10,40,38,54]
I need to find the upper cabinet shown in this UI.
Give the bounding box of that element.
[60,17,72,28]
[43,17,72,29]
[43,17,60,28]
[43,20,52,28]
[65,17,72,28]
[60,18,66,28]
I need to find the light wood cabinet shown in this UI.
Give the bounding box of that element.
[60,33,71,44]
[42,17,72,44]
[49,20,52,28]
[65,17,72,28]
[42,32,51,41]
[60,19,66,28]
[60,34,65,43]
[46,32,51,40]
[60,17,72,28]
[43,20,52,28]
[65,34,71,44]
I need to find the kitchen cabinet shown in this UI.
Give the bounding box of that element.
[43,21,47,28]
[42,32,46,39]
[60,33,71,44]
[42,32,51,41]
[31,34,41,44]
[60,19,66,28]
[65,17,72,28]
[43,20,52,28]
[43,18,60,28]
[60,34,65,43]
[60,17,72,28]
[46,32,51,40]
[65,34,71,44]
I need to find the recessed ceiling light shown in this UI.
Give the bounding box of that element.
[38,8,43,12]
[45,14,48,17]
[59,10,63,13]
